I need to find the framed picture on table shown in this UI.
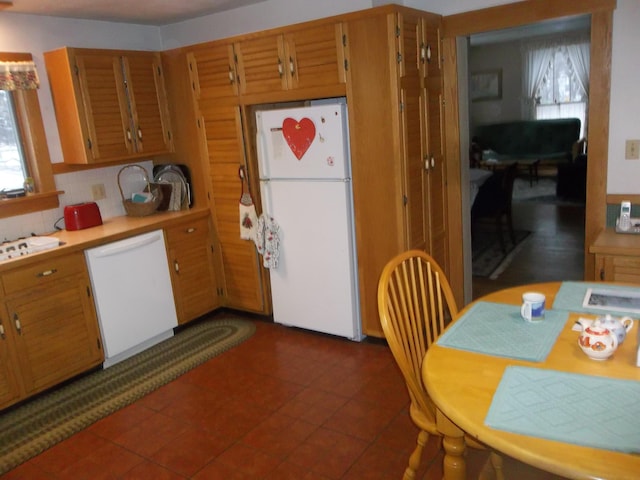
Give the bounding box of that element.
[470,70,502,102]
[583,287,640,315]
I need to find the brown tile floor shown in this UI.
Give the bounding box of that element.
[3,199,580,480]
[1,312,564,480]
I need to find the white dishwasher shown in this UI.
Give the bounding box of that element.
[85,229,178,368]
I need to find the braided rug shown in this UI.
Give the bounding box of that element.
[0,316,255,474]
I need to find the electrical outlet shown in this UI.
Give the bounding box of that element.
[625,140,640,160]
[91,183,106,200]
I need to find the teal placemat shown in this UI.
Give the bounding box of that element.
[554,281,640,317]
[436,301,567,362]
[486,366,640,453]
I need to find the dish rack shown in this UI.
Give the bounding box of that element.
[118,165,162,217]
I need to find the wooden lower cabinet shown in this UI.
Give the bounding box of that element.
[0,251,103,410]
[165,215,220,324]
[595,254,640,283]
[590,229,640,283]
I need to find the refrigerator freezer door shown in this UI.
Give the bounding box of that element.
[261,179,361,340]
[256,103,350,180]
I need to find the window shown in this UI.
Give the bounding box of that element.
[0,53,59,219]
[0,90,29,193]
[535,45,588,138]
[523,36,590,139]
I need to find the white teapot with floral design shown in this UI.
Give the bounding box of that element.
[578,319,619,361]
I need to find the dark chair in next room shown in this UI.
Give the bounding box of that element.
[471,162,518,253]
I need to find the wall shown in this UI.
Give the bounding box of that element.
[468,42,523,132]
[0,14,160,240]
[608,0,640,194]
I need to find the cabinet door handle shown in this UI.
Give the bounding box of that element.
[420,42,426,64]
[13,313,21,335]
[137,128,143,140]
[37,268,57,278]
[174,260,180,273]
[126,129,132,142]
[0,321,5,339]
[228,66,235,84]
[431,156,435,168]
[289,56,295,75]
[426,44,432,63]
[277,58,284,77]
[424,155,430,171]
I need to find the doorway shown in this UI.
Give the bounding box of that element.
[466,19,589,299]
[440,1,614,306]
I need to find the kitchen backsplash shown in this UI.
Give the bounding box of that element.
[0,160,153,241]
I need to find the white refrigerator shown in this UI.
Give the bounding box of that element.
[255,101,362,341]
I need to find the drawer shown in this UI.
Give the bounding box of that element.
[2,251,87,295]
[165,217,209,244]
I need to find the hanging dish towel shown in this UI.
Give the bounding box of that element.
[255,213,281,269]
[239,192,258,240]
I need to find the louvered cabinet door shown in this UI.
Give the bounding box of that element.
[187,42,239,99]
[198,101,265,313]
[0,309,23,410]
[124,52,173,155]
[2,252,103,398]
[397,11,428,252]
[165,216,219,324]
[283,22,347,90]
[74,52,133,161]
[235,33,288,95]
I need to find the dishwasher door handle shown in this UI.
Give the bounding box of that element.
[89,231,163,258]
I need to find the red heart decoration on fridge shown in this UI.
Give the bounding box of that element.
[282,117,316,160]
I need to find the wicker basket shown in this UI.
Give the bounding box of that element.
[118,165,162,217]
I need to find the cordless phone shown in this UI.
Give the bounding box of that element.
[619,201,632,231]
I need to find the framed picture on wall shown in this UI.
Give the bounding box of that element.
[470,70,502,102]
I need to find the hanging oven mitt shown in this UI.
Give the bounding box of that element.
[239,192,258,240]
[255,213,280,269]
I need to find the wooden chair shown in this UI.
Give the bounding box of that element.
[377,250,503,480]
[471,162,518,253]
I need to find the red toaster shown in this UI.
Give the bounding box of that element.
[64,202,103,231]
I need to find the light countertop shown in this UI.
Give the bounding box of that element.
[0,208,210,273]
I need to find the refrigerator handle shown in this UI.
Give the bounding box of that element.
[256,129,269,179]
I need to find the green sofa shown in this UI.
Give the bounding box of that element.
[473,118,582,166]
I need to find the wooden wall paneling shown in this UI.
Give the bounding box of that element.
[346,12,404,337]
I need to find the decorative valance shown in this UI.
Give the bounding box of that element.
[0,61,39,90]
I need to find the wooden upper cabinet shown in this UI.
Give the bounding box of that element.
[44,47,173,164]
[420,15,442,80]
[235,22,346,95]
[187,42,239,99]
[123,52,173,156]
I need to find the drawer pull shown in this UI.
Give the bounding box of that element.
[186,227,196,234]
[37,268,58,277]
[0,322,5,339]
[13,314,21,335]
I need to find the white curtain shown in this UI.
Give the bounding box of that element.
[566,41,590,95]
[521,44,553,119]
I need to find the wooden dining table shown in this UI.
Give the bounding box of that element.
[422,282,640,480]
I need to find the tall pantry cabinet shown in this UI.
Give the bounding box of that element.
[185,44,267,313]
[346,8,446,337]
